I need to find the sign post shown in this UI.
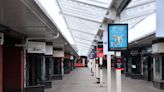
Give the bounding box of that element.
[97,41,104,86]
[82,58,85,67]
[108,24,128,92]
[115,52,122,92]
[107,53,111,92]
[94,46,97,78]
[95,58,99,79]
[93,58,96,78]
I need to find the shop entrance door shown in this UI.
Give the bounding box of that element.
[27,54,43,86]
[148,56,153,81]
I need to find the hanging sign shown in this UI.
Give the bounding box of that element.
[108,24,128,51]
[97,41,104,58]
[27,41,46,54]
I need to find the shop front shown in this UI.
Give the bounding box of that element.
[152,39,164,89]
[129,49,142,79]
[141,46,153,81]
[26,41,46,92]
[51,49,64,80]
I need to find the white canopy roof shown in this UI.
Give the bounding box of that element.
[36,0,156,56]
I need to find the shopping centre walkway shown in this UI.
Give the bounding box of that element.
[45,68,163,92]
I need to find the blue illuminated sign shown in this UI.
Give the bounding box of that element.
[108,24,128,51]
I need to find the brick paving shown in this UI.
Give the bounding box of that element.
[45,68,163,92]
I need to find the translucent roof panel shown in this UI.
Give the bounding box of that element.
[119,0,155,30]
[65,16,100,34]
[56,0,111,56]
[58,0,107,22]
[121,0,155,21]
[71,31,95,40]
[127,0,155,8]
[75,0,112,8]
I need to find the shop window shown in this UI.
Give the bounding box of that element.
[154,57,162,81]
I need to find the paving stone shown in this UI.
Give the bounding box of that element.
[45,68,163,92]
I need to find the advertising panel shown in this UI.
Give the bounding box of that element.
[108,24,128,51]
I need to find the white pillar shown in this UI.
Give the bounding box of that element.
[116,70,121,92]
[92,59,94,73]
[89,59,92,72]
[96,61,99,78]
[82,58,85,67]
[100,57,103,86]
[107,54,111,92]
[93,58,96,77]
[116,52,122,92]
[61,59,64,76]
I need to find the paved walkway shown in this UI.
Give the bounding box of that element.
[45,68,163,92]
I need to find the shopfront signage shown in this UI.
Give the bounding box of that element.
[152,43,164,53]
[108,24,128,51]
[45,45,53,55]
[27,41,46,54]
[53,50,64,57]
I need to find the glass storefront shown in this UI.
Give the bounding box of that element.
[153,55,164,81]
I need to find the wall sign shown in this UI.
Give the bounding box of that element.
[152,42,164,53]
[114,58,124,70]
[97,41,104,58]
[108,24,128,51]
[45,45,53,55]
[27,41,46,54]
[53,50,64,57]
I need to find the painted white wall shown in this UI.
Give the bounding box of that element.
[129,13,156,43]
